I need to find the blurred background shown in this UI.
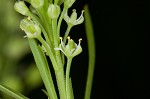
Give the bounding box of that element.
[0,0,149,99]
[0,0,43,98]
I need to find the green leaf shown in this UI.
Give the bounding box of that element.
[0,84,29,99]
[84,5,96,99]
[28,39,58,99]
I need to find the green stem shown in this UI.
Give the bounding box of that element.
[37,7,53,44]
[48,0,53,4]
[52,19,59,48]
[37,36,58,71]
[53,18,67,99]
[63,25,72,44]
[52,19,63,67]
[44,0,49,9]
[84,5,96,99]
[55,67,66,99]
[66,58,74,99]
[37,36,66,99]
[52,18,63,62]
[57,8,67,39]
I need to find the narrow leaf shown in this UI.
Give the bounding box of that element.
[84,5,96,99]
[0,84,29,99]
[28,39,58,99]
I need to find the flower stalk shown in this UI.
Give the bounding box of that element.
[0,0,94,99]
[13,0,84,98]
[0,1,96,99]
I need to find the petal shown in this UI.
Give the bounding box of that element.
[74,10,84,25]
[72,38,82,57]
[64,10,70,23]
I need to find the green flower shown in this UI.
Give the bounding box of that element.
[20,17,41,38]
[31,0,44,9]
[14,1,29,15]
[55,37,82,58]
[64,9,84,26]
[47,4,60,19]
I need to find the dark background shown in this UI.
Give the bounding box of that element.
[71,0,148,99]
[27,0,148,99]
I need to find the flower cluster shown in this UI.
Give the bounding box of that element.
[14,0,84,58]
[14,0,85,98]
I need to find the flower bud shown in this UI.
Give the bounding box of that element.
[47,4,60,19]
[64,9,84,26]
[64,0,75,8]
[20,18,41,38]
[31,0,44,8]
[14,1,29,15]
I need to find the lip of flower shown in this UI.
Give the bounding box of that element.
[54,37,82,58]
[64,9,84,26]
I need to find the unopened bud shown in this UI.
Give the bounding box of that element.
[31,0,44,9]
[47,4,60,19]
[14,1,29,15]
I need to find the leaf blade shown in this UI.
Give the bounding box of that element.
[84,4,96,99]
[28,39,58,99]
[0,84,29,99]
